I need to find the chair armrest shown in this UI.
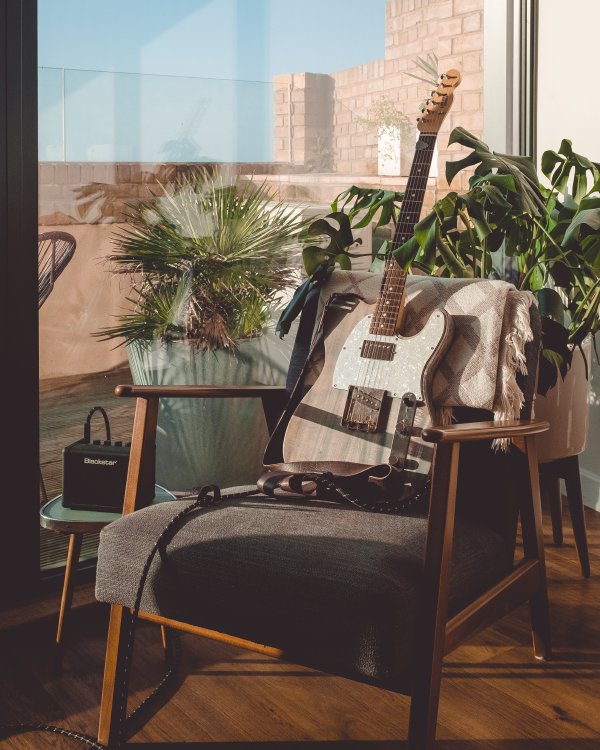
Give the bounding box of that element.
[422,418,549,444]
[115,384,287,399]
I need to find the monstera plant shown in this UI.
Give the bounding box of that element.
[276,186,404,336]
[394,128,600,394]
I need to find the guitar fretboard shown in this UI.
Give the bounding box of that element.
[369,132,437,337]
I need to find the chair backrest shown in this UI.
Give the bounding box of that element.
[284,277,542,560]
[38,231,76,308]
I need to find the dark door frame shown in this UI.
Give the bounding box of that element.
[0,0,39,603]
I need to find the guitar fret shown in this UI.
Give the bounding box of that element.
[369,134,436,337]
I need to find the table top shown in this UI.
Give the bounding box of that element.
[39,485,176,534]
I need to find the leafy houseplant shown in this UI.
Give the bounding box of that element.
[276,187,404,336]
[357,96,414,176]
[97,172,306,349]
[393,128,600,395]
[98,171,309,491]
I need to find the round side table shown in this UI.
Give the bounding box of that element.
[40,485,175,651]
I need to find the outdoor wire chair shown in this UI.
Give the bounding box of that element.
[38,230,76,502]
[38,231,76,309]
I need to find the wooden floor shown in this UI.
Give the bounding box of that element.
[1,502,599,749]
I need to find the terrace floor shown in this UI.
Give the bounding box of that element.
[39,365,135,569]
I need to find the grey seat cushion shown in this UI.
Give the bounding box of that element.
[96,490,509,692]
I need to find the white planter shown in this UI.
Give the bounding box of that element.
[127,329,293,492]
[534,337,592,463]
[377,125,401,177]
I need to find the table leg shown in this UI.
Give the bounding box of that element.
[56,532,83,647]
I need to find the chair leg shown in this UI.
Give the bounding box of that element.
[98,604,136,748]
[523,437,552,661]
[562,455,591,578]
[543,471,564,546]
[408,442,460,750]
[55,532,83,649]
[408,676,443,750]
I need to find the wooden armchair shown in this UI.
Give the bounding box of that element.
[95,293,551,750]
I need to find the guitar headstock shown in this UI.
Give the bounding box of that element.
[417,69,461,134]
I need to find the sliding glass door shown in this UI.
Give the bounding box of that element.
[2,0,518,600]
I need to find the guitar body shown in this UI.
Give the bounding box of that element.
[332,311,447,399]
[283,300,452,465]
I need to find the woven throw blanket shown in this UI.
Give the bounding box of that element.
[317,271,536,425]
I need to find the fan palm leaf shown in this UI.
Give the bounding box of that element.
[97,172,308,349]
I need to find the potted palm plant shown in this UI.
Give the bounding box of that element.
[393,128,600,460]
[97,170,308,490]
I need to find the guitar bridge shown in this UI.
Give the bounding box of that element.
[341,385,387,433]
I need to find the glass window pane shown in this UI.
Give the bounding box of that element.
[38,0,487,569]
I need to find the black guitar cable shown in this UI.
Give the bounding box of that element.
[0,485,254,749]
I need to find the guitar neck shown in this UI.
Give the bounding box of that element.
[370,132,438,336]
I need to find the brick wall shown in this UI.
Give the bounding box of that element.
[269,0,484,204]
[39,0,484,225]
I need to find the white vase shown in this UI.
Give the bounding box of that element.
[534,337,592,463]
[127,329,293,492]
[377,125,401,177]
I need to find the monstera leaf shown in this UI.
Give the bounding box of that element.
[446,128,546,216]
[395,127,599,394]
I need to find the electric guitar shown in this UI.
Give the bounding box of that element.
[282,70,462,469]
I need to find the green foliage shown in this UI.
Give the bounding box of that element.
[355,96,414,157]
[96,172,308,350]
[393,129,600,394]
[406,52,440,88]
[276,187,404,337]
[300,187,404,279]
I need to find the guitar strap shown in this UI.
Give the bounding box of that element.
[258,293,430,513]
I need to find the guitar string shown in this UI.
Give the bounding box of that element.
[350,117,440,431]
[344,89,451,449]
[351,135,427,435]
[367,132,435,447]
[367,132,435,402]
[366,136,431,397]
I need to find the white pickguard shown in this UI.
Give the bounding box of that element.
[332,311,447,401]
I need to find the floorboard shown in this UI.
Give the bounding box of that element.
[1,501,598,748]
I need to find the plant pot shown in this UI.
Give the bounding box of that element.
[377,125,401,177]
[127,328,293,492]
[534,337,592,463]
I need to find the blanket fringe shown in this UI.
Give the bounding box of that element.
[492,291,535,451]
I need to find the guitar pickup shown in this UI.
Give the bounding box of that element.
[360,340,395,361]
[342,385,387,433]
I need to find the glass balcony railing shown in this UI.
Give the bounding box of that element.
[39,66,274,163]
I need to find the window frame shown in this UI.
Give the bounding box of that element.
[0,0,40,602]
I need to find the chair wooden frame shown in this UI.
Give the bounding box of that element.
[97,384,551,750]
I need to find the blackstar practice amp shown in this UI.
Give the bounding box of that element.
[62,405,154,512]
